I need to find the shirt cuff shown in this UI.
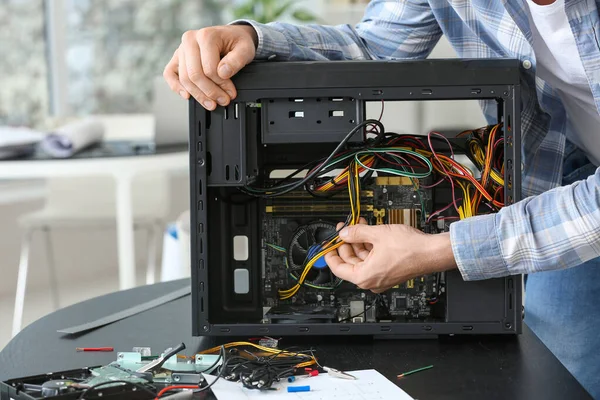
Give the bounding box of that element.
[230,19,291,60]
[449,213,510,281]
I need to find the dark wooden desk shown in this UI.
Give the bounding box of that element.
[0,279,591,399]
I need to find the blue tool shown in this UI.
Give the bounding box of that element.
[287,385,310,393]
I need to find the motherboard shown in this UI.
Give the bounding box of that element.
[260,177,446,324]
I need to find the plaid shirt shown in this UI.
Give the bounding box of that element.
[234,0,600,280]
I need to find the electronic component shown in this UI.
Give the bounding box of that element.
[395,296,408,310]
[365,304,377,323]
[137,343,185,373]
[373,208,386,224]
[350,301,365,323]
[2,341,320,399]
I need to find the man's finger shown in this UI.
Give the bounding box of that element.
[339,224,377,244]
[178,47,215,110]
[338,242,363,265]
[197,38,232,106]
[182,40,229,107]
[351,242,370,260]
[218,40,255,80]
[324,252,359,282]
[163,50,189,99]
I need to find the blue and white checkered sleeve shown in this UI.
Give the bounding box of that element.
[231,0,442,61]
[451,167,600,280]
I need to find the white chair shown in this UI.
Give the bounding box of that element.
[12,172,170,337]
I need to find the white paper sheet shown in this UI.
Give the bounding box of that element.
[203,369,414,400]
[0,126,44,147]
[0,126,44,159]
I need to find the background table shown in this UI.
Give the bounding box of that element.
[0,279,592,400]
[0,141,188,290]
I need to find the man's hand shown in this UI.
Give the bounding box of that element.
[163,25,258,110]
[325,220,457,293]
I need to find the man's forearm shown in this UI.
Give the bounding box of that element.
[230,19,372,61]
[231,0,443,62]
[451,167,600,280]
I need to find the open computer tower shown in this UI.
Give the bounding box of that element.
[189,59,522,337]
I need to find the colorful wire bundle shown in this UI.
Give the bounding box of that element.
[198,342,318,390]
[243,118,505,298]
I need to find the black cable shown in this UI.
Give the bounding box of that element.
[77,380,156,400]
[243,119,384,198]
[198,348,225,374]
[193,346,228,394]
[221,346,316,391]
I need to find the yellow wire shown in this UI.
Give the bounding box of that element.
[198,341,317,368]
[279,160,363,300]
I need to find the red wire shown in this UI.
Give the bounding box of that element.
[420,178,444,189]
[427,131,460,214]
[364,100,385,141]
[427,198,463,223]
[155,385,198,399]
[494,186,504,203]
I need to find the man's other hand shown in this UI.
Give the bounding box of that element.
[163,25,258,110]
[325,220,457,293]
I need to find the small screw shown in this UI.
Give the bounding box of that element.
[382,188,388,194]
[505,323,512,329]
[174,375,181,382]
[503,91,509,96]
[198,159,205,166]
[388,200,393,206]
[203,325,209,332]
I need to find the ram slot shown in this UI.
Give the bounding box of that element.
[388,209,418,227]
[266,204,373,217]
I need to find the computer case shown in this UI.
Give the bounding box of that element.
[188,59,522,337]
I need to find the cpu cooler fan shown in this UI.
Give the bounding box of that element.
[287,221,342,287]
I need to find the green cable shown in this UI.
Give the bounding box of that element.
[266,243,286,252]
[353,148,433,179]
[397,365,434,378]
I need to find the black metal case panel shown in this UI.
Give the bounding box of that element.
[189,59,523,337]
[262,97,364,144]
